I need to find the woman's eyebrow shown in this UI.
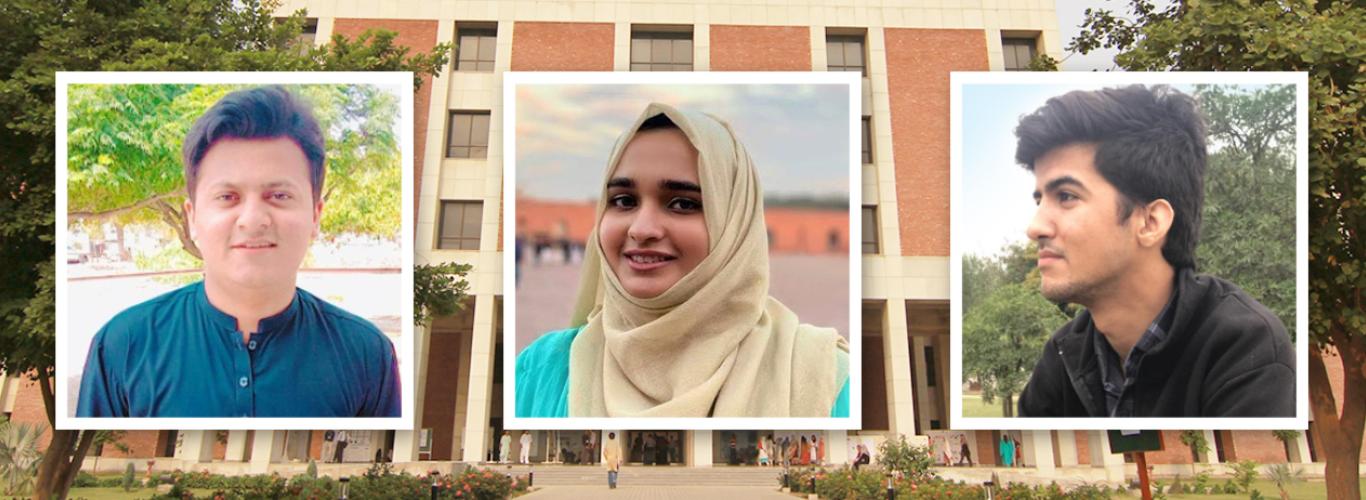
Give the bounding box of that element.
[607,177,634,189]
[661,180,701,193]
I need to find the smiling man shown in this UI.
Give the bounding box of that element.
[76,86,400,418]
[1014,85,1294,417]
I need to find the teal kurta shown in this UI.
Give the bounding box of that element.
[516,327,851,418]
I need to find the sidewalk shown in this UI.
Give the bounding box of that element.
[518,485,796,499]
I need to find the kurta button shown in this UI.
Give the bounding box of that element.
[248,340,257,350]
[239,377,249,387]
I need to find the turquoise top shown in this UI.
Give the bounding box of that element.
[516,326,851,418]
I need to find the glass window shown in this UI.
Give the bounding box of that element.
[826,35,866,74]
[456,28,497,72]
[862,117,873,164]
[438,201,483,250]
[630,31,693,71]
[447,111,490,158]
[862,206,879,254]
[1002,37,1038,71]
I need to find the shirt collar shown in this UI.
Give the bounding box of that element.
[195,281,302,335]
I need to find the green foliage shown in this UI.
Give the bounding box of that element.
[963,281,1068,415]
[1263,463,1301,499]
[72,471,99,488]
[122,462,137,492]
[897,477,986,499]
[0,418,43,495]
[991,481,1112,500]
[875,435,933,482]
[1192,470,1213,494]
[813,465,884,500]
[1270,429,1300,444]
[415,262,474,327]
[1231,459,1260,493]
[305,459,317,479]
[1178,430,1210,462]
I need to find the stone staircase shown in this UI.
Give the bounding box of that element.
[478,464,787,487]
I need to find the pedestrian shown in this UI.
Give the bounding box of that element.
[853,444,870,471]
[643,433,656,466]
[1014,436,1023,467]
[657,434,670,465]
[999,434,1014,468]
[604,432,623,489]
[332,430,348,463]
[815,434,825,466]
[757,436,769,466]
[519,431,532,464]
[959,435,973,466]
[728,434,739,465]
[631,433,643,463]
[500,432,512,463]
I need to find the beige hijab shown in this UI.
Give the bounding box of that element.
[567,102,847,417]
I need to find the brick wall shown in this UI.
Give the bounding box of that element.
[1147,431,1195,465]
[9,379,49,449]
[511,22,614,71]
[709,25,810,71]
[1229,431,1289,464]
[975,431,998,466]
[1074,431,1091,465]
[331,18,439,224]
[862,336,888,431]
[422,330,464,460]
[883,28,987,257]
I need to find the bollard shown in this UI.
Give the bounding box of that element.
[886,476,895,500]
[984,480,994,500]
[810,476,816,494]
[529,470,534,487]
[339,476,350,500]
[429,470,440,500]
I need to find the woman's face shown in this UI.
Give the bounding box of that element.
[600,127,708,299]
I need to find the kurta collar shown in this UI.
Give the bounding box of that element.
[195,280,301,335]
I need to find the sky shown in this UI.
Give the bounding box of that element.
[514,84,851,202]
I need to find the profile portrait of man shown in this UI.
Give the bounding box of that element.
[1014,85,1294,417]
[75,86,401,418]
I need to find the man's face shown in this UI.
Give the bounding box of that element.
[1026,143,1139,305]
[186,137,322,291]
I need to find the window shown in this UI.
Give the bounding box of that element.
[1002,37,1038,71]
[924,346,937,387]
[631,30,692,71]
[861,117,873,164]
[438,201,483,250]
[447,111,490,158]
[299,18,318,47]
[862,206,879,254]
[456,27,496,72]
[826,35,866,74]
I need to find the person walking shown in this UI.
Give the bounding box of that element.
[500,432,512,463]
[332,430,349,463]
[999,435,1014,468]
[604,432,623,489]
[519,431,532,464]
[958,435,973,466]
[757,436,769,466]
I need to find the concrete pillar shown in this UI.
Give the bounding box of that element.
[225,431,250,462]
[1056,431,1079,467]
[174,430,216,464]
[1201,430,1219,464]
[693,24,710,71]
[460,294,498,462]
[827,431,849,465]
[249,431,284,474]
[883,299,917,437]
[1088,431,1126,483]
[1293,433,1312,464]
[691,431,713,467]
[910,335,933,432]
[1022,430,1055,474]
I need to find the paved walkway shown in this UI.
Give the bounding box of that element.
[518,485,797,499]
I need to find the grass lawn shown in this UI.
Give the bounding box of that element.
[68,487,218,500]
[1158,477,1366,500]
[962,393,1006,418]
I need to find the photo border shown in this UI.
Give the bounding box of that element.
[503,71,864,430]
[948,71,1310,430]
[55,71,416,431]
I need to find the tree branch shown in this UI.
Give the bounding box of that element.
[69,192,179,220]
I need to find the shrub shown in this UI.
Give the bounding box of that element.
[899,477,984,499]
[876,435,934,482]
[306,459,318,479]
[814,466,884,500]
[122,462,137,492]
[1231,459,1260,493]
[71,471,99,488]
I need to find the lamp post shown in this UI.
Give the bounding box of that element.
[338,476,349,500]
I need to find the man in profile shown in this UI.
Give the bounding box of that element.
[77,86,400,417]
[1014,85,1294,417]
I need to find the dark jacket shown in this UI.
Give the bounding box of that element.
[1017,269,1295,417]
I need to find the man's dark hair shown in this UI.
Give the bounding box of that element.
[182,85,326,201]
[1014,85,1207,269]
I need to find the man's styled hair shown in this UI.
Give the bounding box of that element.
[1014,85,1207,269]
[182,85,326,201]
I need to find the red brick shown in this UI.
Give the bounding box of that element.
[511,22,615,71]
[1228,431,1289,464]
[709,25,811,71]
[1146,431,1195,465]
[422,331,464,460]
[1074,431,1091,465]
[975,431,998,466]
[884,29,988,257]
[331,18,439,227]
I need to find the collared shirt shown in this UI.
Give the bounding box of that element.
[76,281,400,417]
[1092,289,1178,417]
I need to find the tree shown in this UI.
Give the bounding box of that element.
[1072,2,1365,498]
[1178,430,1209,475]
[0,1,452,498]
[414,262,474,327]
[963,282,1069,416]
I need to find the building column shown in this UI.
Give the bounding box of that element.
[249,431,284,474]
[460,294,498,462]
[1056,431,1079,467]
[1088,431,1126,483]
[826,431,849,465]
[1201,430,1220,464]
[1021,430,1055,474]
[1292,433,1312,464]
[174,430,216,464]
[225,431,250,462]
[883,298,917,438]
[690,431,713,467]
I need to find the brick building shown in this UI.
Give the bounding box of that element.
[5,0,1362,484]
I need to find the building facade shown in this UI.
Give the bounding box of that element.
[6,0,1360,483]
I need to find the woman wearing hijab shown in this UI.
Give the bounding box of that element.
[604,431,623,489]
[515,103,850,418]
